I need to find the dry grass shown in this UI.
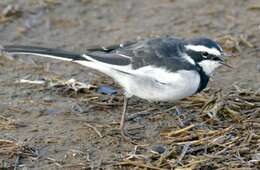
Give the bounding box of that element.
[115,87,260,169]
[1,86,259,169]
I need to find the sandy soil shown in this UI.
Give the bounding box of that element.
[0,0,259,169]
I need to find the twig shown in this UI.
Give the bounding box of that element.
[0,139,17,145]
[115,160,167,170]
[18,79,45,85]
[62,163,89,169]
[84,123,103,138]
[127,108,157,121]
[45,157,63,168]
[66,118,111,128]
[239,35,254,48]
[166,124,196,137]
[176,143,191,165]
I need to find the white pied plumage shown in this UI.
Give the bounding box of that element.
[2,37,229,139]
[185,44,222,56]
[74,58,200,101]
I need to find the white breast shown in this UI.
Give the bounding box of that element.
[76,61,201,102]
[118,66,201,101]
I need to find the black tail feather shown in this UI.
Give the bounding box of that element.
[2,45,87,61]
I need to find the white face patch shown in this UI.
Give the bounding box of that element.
[185,45,221,56]
[182,54,195,65]
[198,60,221,76]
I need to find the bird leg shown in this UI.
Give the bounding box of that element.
[119,97,144,144]
[120,96,129,139]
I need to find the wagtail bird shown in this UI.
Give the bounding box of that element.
[2,37,230,139]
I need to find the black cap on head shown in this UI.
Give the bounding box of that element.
[189,37,223,53]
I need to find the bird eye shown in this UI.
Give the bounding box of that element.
[203,52,209,56]
[202,52,209,58]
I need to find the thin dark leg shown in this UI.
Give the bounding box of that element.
[120,96,129,139]
[119,97,142,144]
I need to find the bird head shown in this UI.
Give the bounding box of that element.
[184,37,231,76]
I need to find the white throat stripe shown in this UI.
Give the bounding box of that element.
[185,45,221,56]
[182,54,195,65]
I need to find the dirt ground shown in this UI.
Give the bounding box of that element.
[0,0,259,169]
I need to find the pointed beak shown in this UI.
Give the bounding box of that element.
[220,61,233,68]
[219,52,233,69]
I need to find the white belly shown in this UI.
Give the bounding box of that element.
[117,66,201,101]
[77,61,201,102]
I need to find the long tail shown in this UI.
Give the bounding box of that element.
[1,45,132,81]
[2,45,88,61]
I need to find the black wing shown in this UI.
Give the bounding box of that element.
[86,37,196,72]
[86,40,137,52]
[83,40,137,66]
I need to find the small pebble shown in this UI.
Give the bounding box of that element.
[150,144,166,155]
[97,85,117,95]
[71,104,84,113]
